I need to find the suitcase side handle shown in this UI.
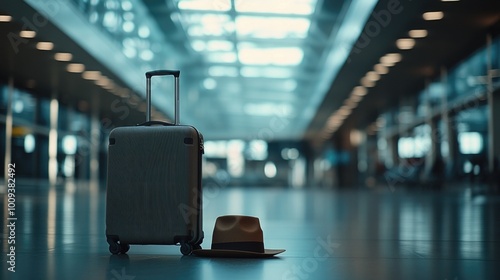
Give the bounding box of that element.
[145,70,180,125]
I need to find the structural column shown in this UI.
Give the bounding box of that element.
[488,89,500,174]
[48,97,59,186]
[487,35,500,176]
[3,77,13,192]
[424,118,440,180]
[89,96,100,185]
[388,134,399,167]
[444,112,459,177]
[441,67,459,179]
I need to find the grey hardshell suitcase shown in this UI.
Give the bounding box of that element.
[106,70,204,255]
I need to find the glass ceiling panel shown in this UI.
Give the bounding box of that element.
[182,14,233,36]
[209,66,239,77]
[234,0,317,15]
[177,0,231,12]
[238,47,304,66]
[191,40,234,52]
[205,52,237,63]
[28,0,379,139]
[244,103,295,117]
[235,16,311,39]
[240,67,295,79]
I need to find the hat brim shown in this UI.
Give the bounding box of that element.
[192,248,285,258]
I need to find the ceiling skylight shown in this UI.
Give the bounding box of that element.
[178,0,231,12]
[209,66,239,77]
[244,103,294,117]
[184,14,233,36]
[191,40,233,52]
[38,0,380,140]
[234,0,317,15]
[240,67,295,78]
[238,47,304,66]
[236,16,311,39]
[206,52,237,63]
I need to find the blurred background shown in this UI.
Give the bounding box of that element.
[1,0,500,190]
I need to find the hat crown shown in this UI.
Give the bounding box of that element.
[212,215,263,244]
[192,215,286,257]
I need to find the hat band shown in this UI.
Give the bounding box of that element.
[211,241,265,253]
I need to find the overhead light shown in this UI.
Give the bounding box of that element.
[408,29,428,38]
[360,77,376,88]
[95,76,111,87]
[374,64,389,75]
[207,40,234,51]
[235,16,311,39]
[82,71,101,80]
[191,40,205,52]
[103,80,116,90]
[206,52,237,63]
[350,130,364,147]
[139,49,154,61]
[238,47,303,66]
[36,42,54,51]
[338,106,352,116]
[326,120,342,129]
[0,15,12,22]
[244,103,293,117]
[185,14,233,37]
[209,66,239,77]
[352,86,368,96]
[122,21,135,33]
[396,38,415,50]
[344,99,358,109]
[20,30,36,38]
[241,66,293,78]
[329,117,345,130]
[380,60,395,67]
[234,0,316,15]
[365,71,380,82]
[327,118,342,127]
[203,78,217,90]
[423,11,444,21]
[122,1,133,11]
[441,0,459,2]
[349,94,363,103]
[54,52,72,61]
[178,0,231,11]
[67,63,85,73]
[192,40,233,52]
[380,53,402,66]
[138,25,150,38]
[327,115,345,126]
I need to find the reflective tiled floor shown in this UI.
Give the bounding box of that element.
[2,181,500,279]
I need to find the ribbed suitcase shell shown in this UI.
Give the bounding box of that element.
[105,70,203,255]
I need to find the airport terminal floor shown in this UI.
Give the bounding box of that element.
[2,181,500,280]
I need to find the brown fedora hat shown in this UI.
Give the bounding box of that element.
[192,215,285,258]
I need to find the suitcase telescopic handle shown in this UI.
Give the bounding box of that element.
[145,70,180,125]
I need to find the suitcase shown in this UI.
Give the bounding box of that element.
[105,70,204,255]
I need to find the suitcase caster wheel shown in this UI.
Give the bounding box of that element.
[120,243,130,254]
[180,243,193,256]
[109,241,121,255]
[107,238,128,255]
